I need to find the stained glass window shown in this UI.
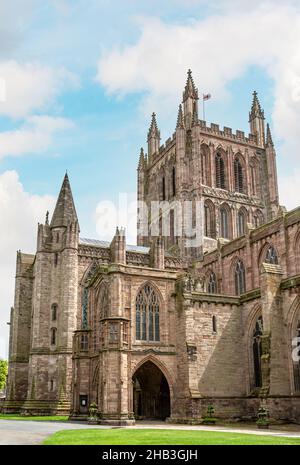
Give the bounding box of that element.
[208,272,217,293]
[235,260,246,295]
[136,284,160,342]
[82,287,88,329]
[265,245,278,265]
[252,315,263,388]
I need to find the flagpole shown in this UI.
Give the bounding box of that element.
[203,98,205,121]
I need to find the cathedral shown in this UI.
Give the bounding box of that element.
[4,70,300,425]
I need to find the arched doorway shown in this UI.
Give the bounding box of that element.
[132,361,170,420]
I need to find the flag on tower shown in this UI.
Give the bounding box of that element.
[203,93,211,100]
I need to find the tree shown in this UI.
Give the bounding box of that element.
[0,359,8,390]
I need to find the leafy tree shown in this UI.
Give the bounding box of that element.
[0,359,8,390]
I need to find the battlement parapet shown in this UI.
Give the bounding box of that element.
[195,119,258,146]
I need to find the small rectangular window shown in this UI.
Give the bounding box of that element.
[212,315,217,333]
[80,334,88,351]
[109,322,119,343]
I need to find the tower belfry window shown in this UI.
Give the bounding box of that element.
[237,210,246,236]
[234,158,244,193]
[220,207,229,239]
[215,153,226,189]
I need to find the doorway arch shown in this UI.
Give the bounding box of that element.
[132,361,170,420]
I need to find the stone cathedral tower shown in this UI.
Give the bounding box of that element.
[5,174,79,414]
[137,70,279,260]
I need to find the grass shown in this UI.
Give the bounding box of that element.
[43,428,300,445]
[0,414,68,422]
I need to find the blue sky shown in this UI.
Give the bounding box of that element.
[1,0,300,357]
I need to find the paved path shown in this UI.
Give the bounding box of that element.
[133,421,300,438]
[0,420,110,445]
[1,419,300,445]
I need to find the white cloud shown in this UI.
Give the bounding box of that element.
[0,115,74,159]
[0,60,79,119]
[278,169,300,212]
[0,171,55,358]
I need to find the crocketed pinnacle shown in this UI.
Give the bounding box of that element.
[249,90,264,120]
[50,173,78,228]
[183,69,198,101]
[176,104,184,129]
[147,112,160,141]
[138,147,145,170]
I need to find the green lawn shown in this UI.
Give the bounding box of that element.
[0,414,68,422]
[43,428,300,445]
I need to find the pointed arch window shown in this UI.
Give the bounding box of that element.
[172,167,176,196]
[204,201,216,238]
[237,209,246,236]
[254,210,264,228]
[136,284,160,342]
[293,321,300,392]
[265,245,278,265]
[234,157,244,193]
[252,315,263,388]
[235,259,246,295]
[162,176,166,201]
[170,209,175,242]
[220,206,230,239]
[212,315,217,333]
[201,145,211,186]
[50,328,57,346]
[207,271,217,293]
[51,304,57,321]
[215,153,226,189]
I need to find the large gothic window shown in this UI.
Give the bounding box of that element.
[293,321,300,392]
[234,157,244,193]
[207,271,217,293]
[252,315,263,388]
[215,153,226,189]
[237,209,246,236]
[220,205,230,239]
[136,284,160,342]
[235,259,246,295]
[265,245,279,265]
[82,288,88,329]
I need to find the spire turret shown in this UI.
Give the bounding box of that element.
[182,69,199,129]
[183,69,198,101]
[147,113,160,158]
[147,112,160,140]
[138,147,146,171]
[50,173,79,228]
[249,91,265,147]
[249,91,264,120]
